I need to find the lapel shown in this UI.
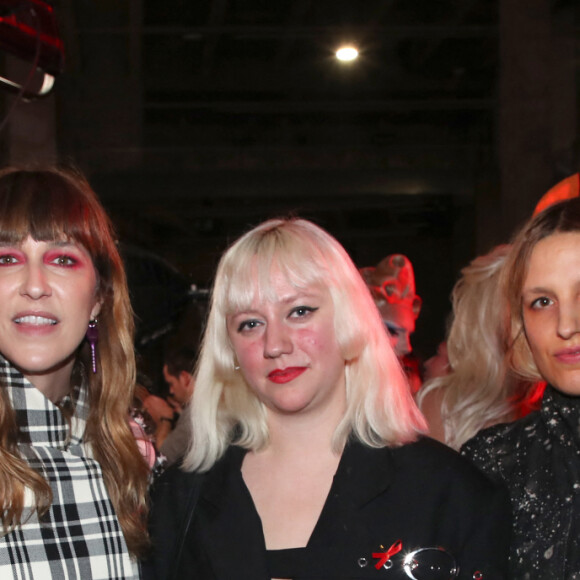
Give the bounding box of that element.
[197,446,271,580]
[335,440,396,507]
[194,441,397,580]
[309,440,396,546]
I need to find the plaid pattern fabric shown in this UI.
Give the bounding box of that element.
[0,357,138,579]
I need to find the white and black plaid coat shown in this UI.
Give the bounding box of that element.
[0,356,137,579]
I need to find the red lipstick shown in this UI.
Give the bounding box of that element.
[268,367,306,384]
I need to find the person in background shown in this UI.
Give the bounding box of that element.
[462,197,580,578]
[163,346,196,409]
[0,166,149,578]
[131,371,167,477]
[159,346,197,466]
[141,386,179,449]
[145,217,510,580]
[360,254,423,392]
[417,245,544,450]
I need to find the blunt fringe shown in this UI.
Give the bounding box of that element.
[0,166,149,556]
[183,217,426,472]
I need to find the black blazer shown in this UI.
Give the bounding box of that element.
[144,437,510,579]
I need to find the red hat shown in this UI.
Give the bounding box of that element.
[533,173,580,216]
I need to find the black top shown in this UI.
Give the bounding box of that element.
[462,385,580,580]
[267,549,307,578]
[228,456,309,578]
[144,437,511,580]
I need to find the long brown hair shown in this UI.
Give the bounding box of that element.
[0,166,149,556]
[503,197,580,380]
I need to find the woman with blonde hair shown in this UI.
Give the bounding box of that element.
[0,167,149,578]
[147,217,510,580]
[462,197,580,578]
[418,245,543,450]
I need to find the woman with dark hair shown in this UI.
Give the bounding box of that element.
[147,217,510,580]
[0,167,149,578]
[462,196,580,578]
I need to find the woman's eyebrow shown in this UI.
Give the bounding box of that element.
[278,291,320,304]
[48,239,77,248]
[522,285,553,295]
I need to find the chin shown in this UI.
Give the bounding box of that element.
[550,375,580,397]
[269,396,314,414]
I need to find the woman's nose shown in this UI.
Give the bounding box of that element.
[19,264,51,299]
[263,321,293,358]
[557,302,580,339]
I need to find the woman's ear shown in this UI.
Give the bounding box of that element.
[90,300,103,320]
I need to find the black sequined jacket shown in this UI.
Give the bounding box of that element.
[462,385,580,580]
[144,437,509,579]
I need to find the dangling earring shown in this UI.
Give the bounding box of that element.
[233,357,240,371]
[86,319,99,374]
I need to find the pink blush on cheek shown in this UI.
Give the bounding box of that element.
[300,327,336,350]
[235,341,263,370]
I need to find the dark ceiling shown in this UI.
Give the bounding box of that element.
[1,0,578,355]
[140,0,497,146]
[53,0,507,265]
[60,0,500,170]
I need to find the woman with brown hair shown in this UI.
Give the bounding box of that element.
[0,167,149,578]
[462,196,580,578]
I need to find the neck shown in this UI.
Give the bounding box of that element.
[22,359,76,403]
[266,398,347,457]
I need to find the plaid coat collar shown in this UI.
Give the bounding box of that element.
[0,354,88,450]
[0,355,137,579]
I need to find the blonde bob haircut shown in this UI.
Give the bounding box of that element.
[0,166,149,556]
[504,196,580,381]
[184,217,426,472]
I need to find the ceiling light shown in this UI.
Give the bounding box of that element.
[335,46,359,62]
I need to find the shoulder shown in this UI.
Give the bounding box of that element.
[143,465,201,579]
[393,436,502,493]
[148,464,203,533]
[460,411,541,481]
[347,437,504,499]
[151,462,199,491]
[150,444,245,513]
[392,435,472,468]
[461,410,541,454]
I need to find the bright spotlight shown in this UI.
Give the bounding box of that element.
[335,46,359,62]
